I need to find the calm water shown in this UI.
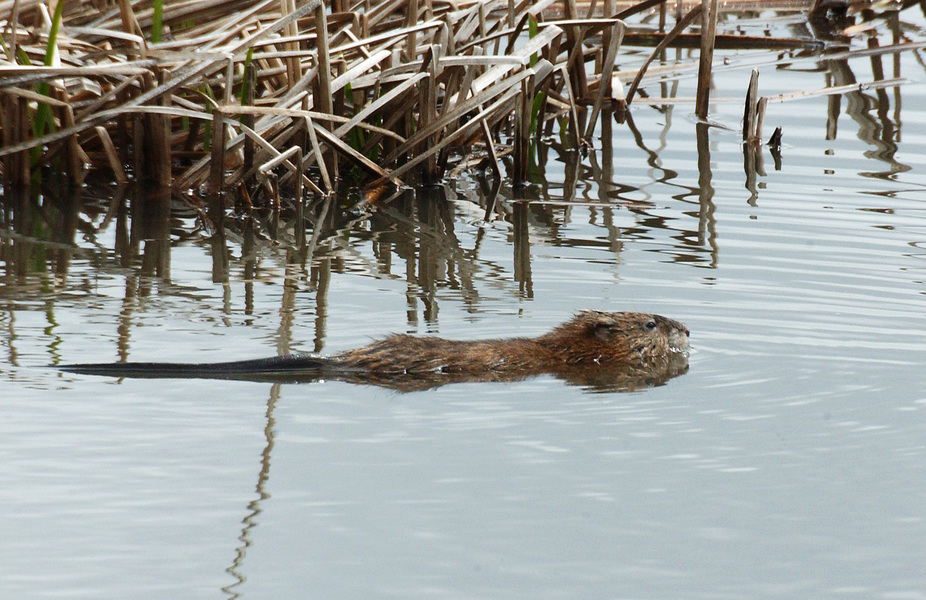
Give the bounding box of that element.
[3,8,926,600]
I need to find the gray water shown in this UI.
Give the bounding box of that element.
[3,8,926,600]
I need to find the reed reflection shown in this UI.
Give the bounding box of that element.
[823,50,908,180]
[222,381,279,600]
[515,112,718,268]
[0,186,81,284]
[695,122,719,269]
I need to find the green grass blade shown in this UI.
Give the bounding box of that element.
[151,0,164,43]
[44,0,64,67]
[31,0,65,163]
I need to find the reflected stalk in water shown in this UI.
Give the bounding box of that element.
[480,174,501,223]
[867,37,904,174]
[889,11,902,128]
[513,202,533,299]
[222,383,279,600]
[599,107,615,205]
[742,140,766,207]
[210,220,230,285]
[696,122,719,267]
[561,143,581,204]
[826,54,907,178]
[624,110,683,196]
[277,265,298,356]
[826,71,841,141]
[242,217,257,315]
[311,257,331,354]
[132,185,171,281]
[415,187,452,324]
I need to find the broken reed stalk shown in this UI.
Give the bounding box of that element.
[695,0,719,119]
[513,73,533,186]
[0,0,834,205]
[243,62,257,175]
[209,108,227,220]
[314,0,337,182]
[1,96,29,189]
[417,47,439,185]
[584,20,625,142]
[743,68,759,141]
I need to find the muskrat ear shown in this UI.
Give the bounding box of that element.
[591,315,620,341]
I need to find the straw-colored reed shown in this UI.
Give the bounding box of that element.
[0,0,873,215]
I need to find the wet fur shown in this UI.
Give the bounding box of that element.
[333,311,689,373]
[60,311,690,391]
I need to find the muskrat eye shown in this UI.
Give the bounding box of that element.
[644,320,657,331]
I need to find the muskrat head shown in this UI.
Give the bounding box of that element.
[545,310,690,365]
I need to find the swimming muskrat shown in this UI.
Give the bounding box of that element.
[60,310,690,391]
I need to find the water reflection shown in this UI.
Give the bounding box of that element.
[223,382,278,600]
[0,185,81,285]
[696,122,719,268]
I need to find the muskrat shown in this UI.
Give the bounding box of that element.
[59,310,690,391]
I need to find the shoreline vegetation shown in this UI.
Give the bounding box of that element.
[0,0,914,216]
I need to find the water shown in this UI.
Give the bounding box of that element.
[3,8,926,599]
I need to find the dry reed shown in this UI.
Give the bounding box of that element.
[0,0,885,212]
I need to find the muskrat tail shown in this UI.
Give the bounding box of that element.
[58,353,333,381]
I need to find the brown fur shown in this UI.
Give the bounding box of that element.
[333,310,689,374]
[61,311,690,391]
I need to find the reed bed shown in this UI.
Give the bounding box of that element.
[0,0,893,215]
